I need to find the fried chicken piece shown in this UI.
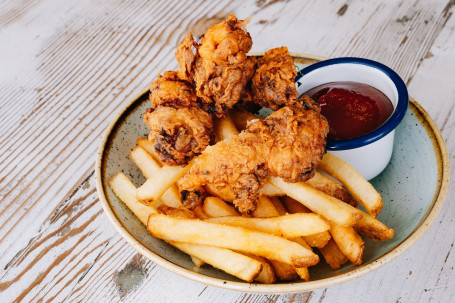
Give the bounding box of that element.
[249,47,297,110]
[149,71,197,109]
[179,101,329,214]
[265,97,329,182]
[175,33,198,82]
[175,15,256,116]
[143,106,213,166]
[179,120,273,214]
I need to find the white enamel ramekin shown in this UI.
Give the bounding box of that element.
[296,58,409,180]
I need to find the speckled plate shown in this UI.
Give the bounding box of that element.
[95,54,450,293]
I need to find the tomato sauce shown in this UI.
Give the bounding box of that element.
[304,81,394,141]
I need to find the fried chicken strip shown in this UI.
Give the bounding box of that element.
[179,101,329,214]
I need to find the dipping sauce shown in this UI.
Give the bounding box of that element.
[304,81,394,141]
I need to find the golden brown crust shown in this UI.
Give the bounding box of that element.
[149,71,197,109]
[176,15,255,117]
[179,103,329,214]
[175,33,198,82]
[143,106,213,166]
[250,47,297,110]
[265,103,329,182]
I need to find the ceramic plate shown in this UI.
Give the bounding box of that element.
[95,54,450,293]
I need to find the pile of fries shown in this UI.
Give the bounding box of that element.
[109,111,394,283]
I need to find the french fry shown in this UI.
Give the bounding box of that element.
[157,205,197,219]
[355,212,394,241]
[269,177,362,227]
[214,112,239,141]
[109,172,158,224]
[206,213,330,238]
[252,194,311,281]
[130,146,182,208]
[306,172,358,207]
[147,214,319,267]
[137,137,163,164]
[329,222,364,265]
[203,196,276,283]
[193,204,210,219]
[269,196,288,215]
[319,153,383,217]
[110,172,268,280]
[203,196,239,217]
[291,237,311,281]
[170,241,262,282]
[301,231,332,249]
[191,256,205,268]
[204,185,235,202]
[282,195,311,213]
[252,196,280,217]
[229,108,260,131]
[282,196,331,249]
[258,182,284,196]
[319,239,349,270]
[268,260,299,281]
[136,165,187,202]
[242,254,276,284]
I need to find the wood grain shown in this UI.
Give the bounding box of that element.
[0,0,454,302]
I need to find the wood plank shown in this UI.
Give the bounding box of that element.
[0,0,454,302]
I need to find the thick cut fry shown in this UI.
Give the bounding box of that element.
[157,205,197,219]
[319,239,349,270]
[136,165,187,202]
[191,256,205,268]
[243,254,276,284]
[269,177,362,227]
[170,241,262,282]
[110,171,267,280]
[205,184,235,202]
[319,153,383,217]
[282,195,311,213]
[281,196,331,248]
[203,196,239,217]
[288,237,311,281]
[230,109,260,131]
[269,260,299,281]
[214,112,240,141]
[269,196,287,215]
[147,214,319,267]
[306,172,357,207]
[302,232,332,249]
[355,212,394,241]
[259,182,284,196]
[137,137,163,165]
[253,196,280,217]
[193,204,210,219]
[206,213,329,238]
[109,172,158,224]
[253,196,311,281]
[329,222,364,266]
[130,146,182,208]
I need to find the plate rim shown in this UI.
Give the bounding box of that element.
[95,54,450,293]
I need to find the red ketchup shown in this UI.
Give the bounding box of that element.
[304,81,394,141]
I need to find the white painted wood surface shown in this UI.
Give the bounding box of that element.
[0,0,454,302]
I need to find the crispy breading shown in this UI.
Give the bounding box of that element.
[149,71,197,109]
[249,47,297,110]
[179,101,329,214]
[265,99,329,182]
[143,106,213,166]
[176,15,255,116]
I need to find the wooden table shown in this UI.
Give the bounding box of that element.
[1,0,454,302]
